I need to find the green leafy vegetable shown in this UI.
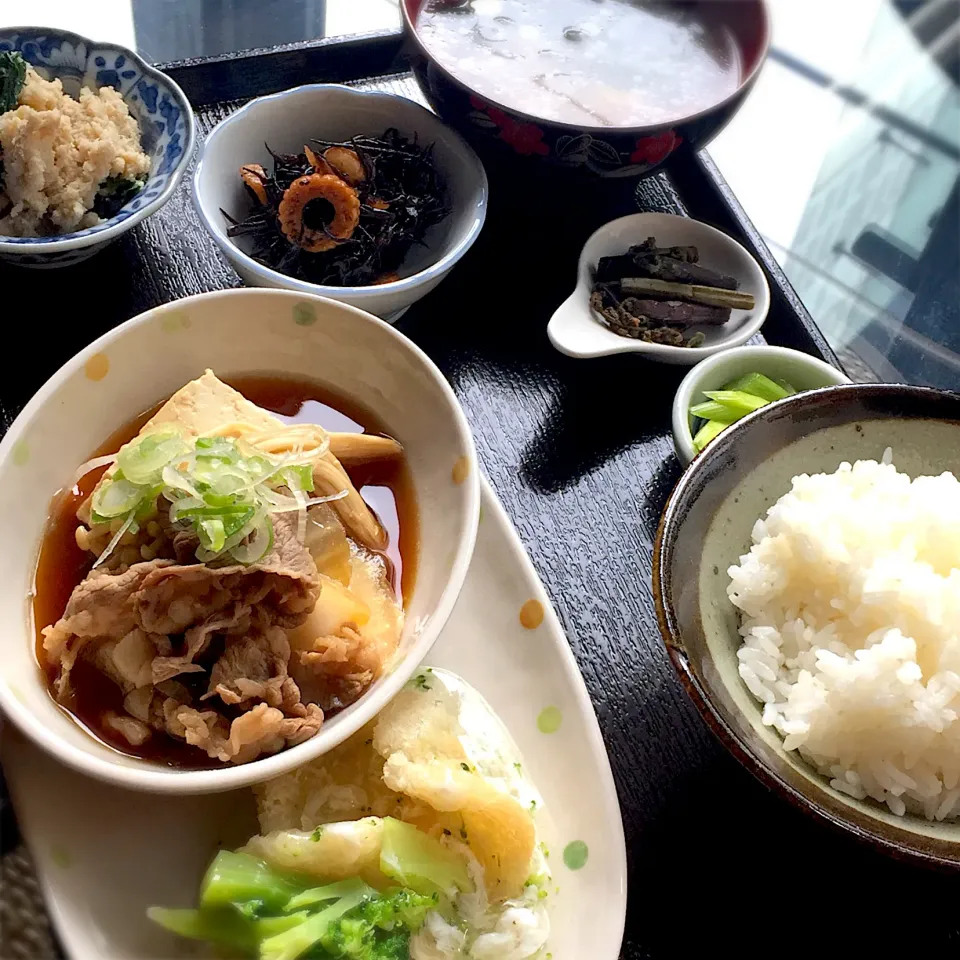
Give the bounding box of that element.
[379,817,471,897]
[260,889,371,960]
[286,878,376,912]
[317,890,437,959]
[146,906,258,951]
[0,51,27,115]
[689,371,798,453]
[692,419,727,453]
[688,400,736,423]
[149,851,437,960]
[201,851,303,913]
[93,175,146,219]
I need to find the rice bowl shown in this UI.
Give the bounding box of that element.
[731,452,960,821]
[655,383,960,867]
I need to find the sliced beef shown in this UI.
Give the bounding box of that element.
[42,560,174,696]
[103,711,152,747]
[151,604,248,684]
[172,702,323,764]
[92,628,160,693]
[202,625,302,714]
[293,625,377,712]
[42,514,320,697]
[137,514,319,634]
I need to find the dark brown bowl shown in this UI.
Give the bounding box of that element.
[654,383,960,868]
[401,0,769,180]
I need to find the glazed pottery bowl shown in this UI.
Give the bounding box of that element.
[655,383,960,867]
[0,288,480,794]
[193,83,488,321]
[401,0,769,180]
[0,27,194,268]
[671,345,850,465]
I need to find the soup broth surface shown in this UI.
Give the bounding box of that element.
[417,0,742,127]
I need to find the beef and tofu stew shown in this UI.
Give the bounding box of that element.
[34,370,417,767]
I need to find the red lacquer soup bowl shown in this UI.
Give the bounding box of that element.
[402,0,769,180]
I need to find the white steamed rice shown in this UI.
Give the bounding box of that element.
[729,451,960,820]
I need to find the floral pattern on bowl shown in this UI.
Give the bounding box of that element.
[466,94,683,176]
[0,28,195,267]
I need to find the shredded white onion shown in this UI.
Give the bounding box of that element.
[91,513,136,570]
[292,486,308,543]
[71,453,117,488]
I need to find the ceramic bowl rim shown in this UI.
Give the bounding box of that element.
[400,0,771,135]
[0,287,481,795]
[0,25,196,255]
[671,344,851,464]
[192,83,489,300]
[654,382,960,868]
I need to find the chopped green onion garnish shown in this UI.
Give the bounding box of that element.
[92,477,144,518]
[90,427,329,567]
[117,427,189,484]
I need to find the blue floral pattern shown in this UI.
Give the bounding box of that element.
[0,28,194,266]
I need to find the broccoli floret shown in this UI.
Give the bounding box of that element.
[315,888,437,959]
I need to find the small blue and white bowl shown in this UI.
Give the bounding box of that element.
[193,84,488,321]
[0,27,195,268]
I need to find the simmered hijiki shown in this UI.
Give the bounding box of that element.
[40,371,406,765]
[225,130,448,287]
[150,669,552,960]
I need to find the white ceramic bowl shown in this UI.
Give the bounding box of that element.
[193,84,488,321]
[548,212,770,365]
[0,288,480,793]
[671,344,850,465]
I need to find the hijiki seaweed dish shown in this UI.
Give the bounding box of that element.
[225,129,448,287]
[589,236,755,346]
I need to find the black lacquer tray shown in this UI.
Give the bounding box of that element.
[11,29,957,960]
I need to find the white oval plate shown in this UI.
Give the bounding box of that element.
[2,475,627,960]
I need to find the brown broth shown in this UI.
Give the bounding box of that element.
[32,375,419,767]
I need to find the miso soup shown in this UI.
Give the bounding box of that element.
[416,0,742,127]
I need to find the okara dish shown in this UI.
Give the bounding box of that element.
[590,236,755,347]
[150,668,552,960]
[730,452,960,821]
[227,130,448,287]
[38,369,414,767]
[0,51,149,236]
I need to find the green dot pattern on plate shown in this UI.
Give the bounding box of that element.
[563,840,589,871]
[161,311,191,332]
[537,706,562,734]
[12,439,29,466]
[293,303,318,326]
[50,844,72,869]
